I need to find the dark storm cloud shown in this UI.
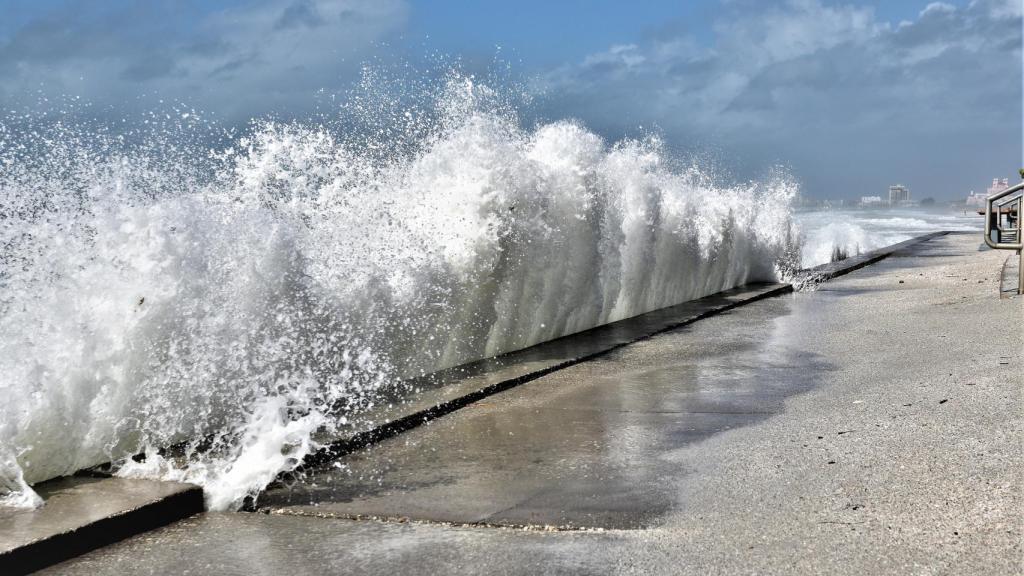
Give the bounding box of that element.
[274,0,326,31]
[535,0,1022,199]
[0,0,409,121]
[121,55,181,82]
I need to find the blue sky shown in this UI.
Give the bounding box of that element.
[0,0,1020,200]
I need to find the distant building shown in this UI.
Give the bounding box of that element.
[888,184,911,206]
[965,190,987,208]
[860,195,883,206]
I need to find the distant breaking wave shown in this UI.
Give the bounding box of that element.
[796,210,981,269]
[0,75,799,510]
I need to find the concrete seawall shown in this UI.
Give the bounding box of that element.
[6,231,1021,575]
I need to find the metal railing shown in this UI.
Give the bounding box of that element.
[984,181,1023,294]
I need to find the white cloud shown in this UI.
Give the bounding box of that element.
[537,0,1021,199]
[582,44,646,68]
[920,2,957,17]
[712,0,883,68]
[972,0,1024,19]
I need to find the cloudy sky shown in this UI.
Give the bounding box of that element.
[1,0,1021,199]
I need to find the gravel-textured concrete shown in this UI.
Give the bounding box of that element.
[44,232,1022,575]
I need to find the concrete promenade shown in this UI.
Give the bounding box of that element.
[40,232,1023,574]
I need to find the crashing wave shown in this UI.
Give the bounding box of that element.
[0,76,799,510]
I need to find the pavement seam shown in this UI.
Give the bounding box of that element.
[259,507,619,533]
[0,484,204,576]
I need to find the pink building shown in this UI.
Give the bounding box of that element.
[966,178,1010,208]
[987,178,1010,196]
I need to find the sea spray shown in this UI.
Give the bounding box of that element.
[0,76,800,509]
[795,210,980,269]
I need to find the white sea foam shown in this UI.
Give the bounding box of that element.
[796,208,981,269]
[0,76,800,510]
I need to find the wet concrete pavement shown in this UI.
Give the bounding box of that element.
[315,282,791,462]
[43,232,1023,575]
[259,294,831,529]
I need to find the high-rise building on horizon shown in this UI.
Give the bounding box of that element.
[889,184,910,206]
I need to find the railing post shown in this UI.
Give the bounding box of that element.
[1018,196,1024,296]
[1018,248,1023,295]
[1017,175,1024,295]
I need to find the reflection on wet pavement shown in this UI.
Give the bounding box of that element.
[259,295,835,529]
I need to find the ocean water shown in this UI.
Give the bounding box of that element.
[0,77,800,510]
[795,207,983,269]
